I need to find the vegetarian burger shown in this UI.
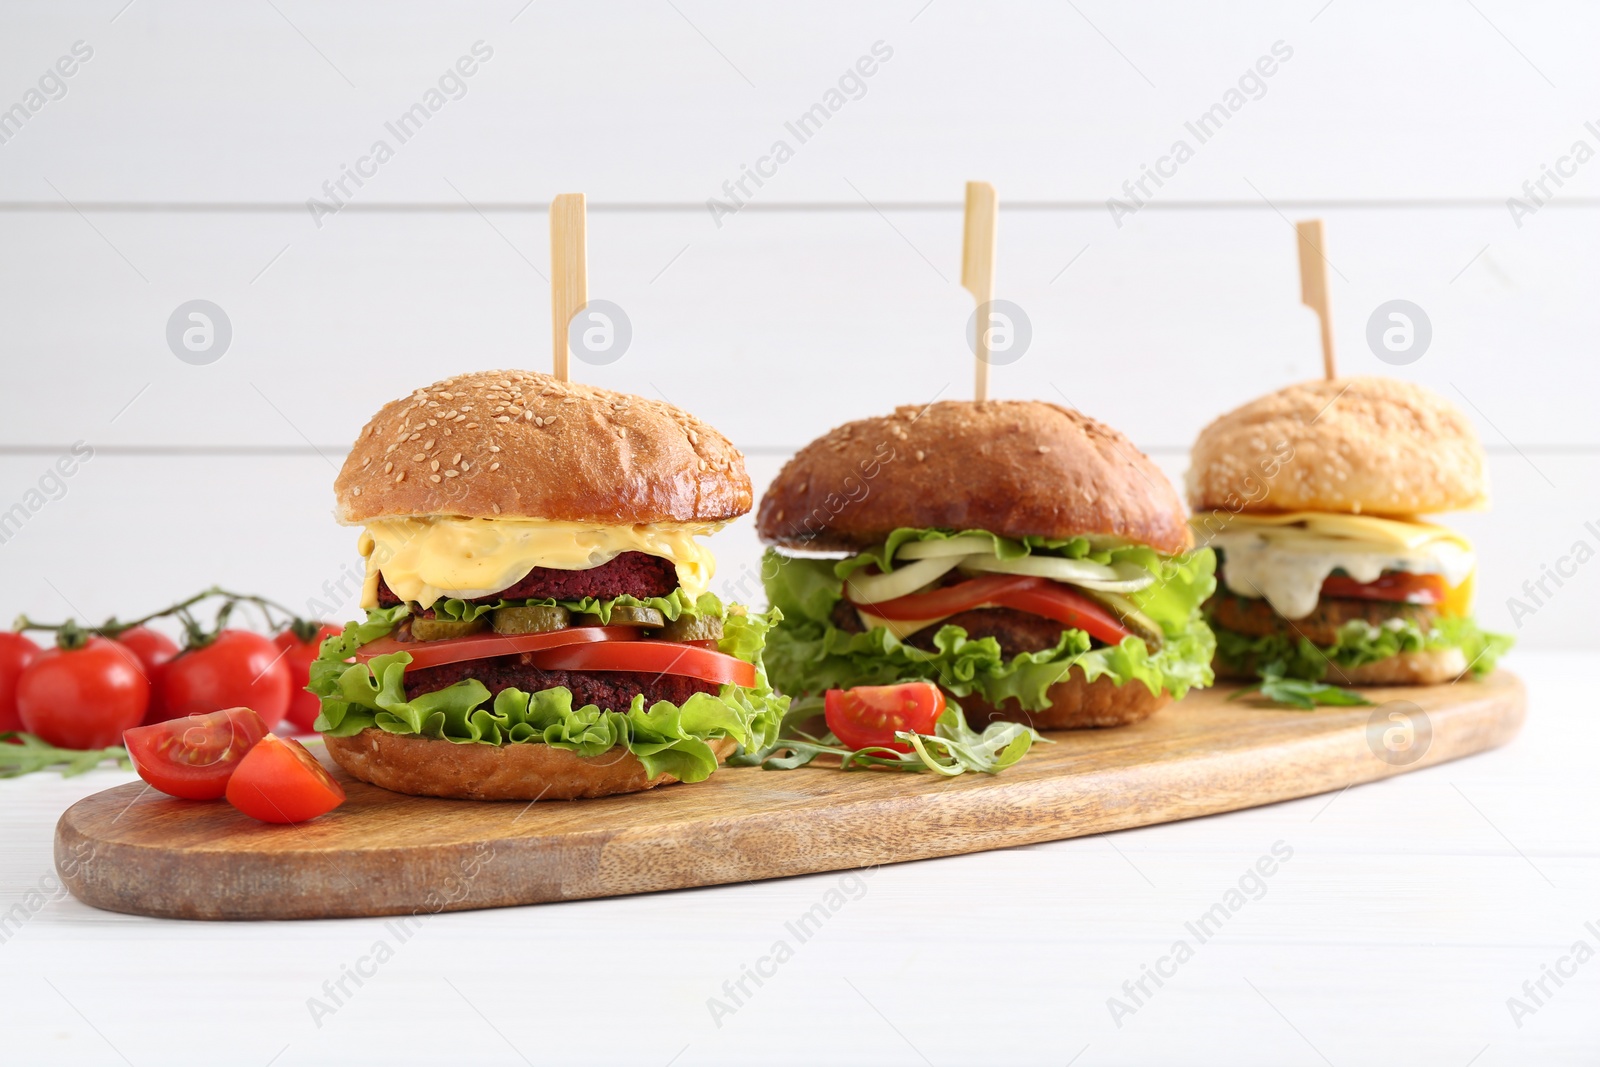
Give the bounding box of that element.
[756,401,1218,730]
[309,370,784,800]
[1187,376,1512,685]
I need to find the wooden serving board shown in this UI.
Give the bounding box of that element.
[56,673,1525,921]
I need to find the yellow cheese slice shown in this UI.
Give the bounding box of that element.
[358,516,723,610]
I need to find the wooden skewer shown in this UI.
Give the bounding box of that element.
[961,181,998,402]
[1295,218,1336,380]
[549,193,588,382]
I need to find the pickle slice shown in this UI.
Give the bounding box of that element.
[409,616,489,642]
[490,605,571,635]
[575,604,665,628]
[657,614,724,643]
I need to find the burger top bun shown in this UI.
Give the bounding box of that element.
[335,370,751,526]
[757,399,1193,556]
[1186,376,1488,517]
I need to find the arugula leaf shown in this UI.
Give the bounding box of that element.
[1229,672,1375,711]
[728,697,1046,777]
[0,733,130,778]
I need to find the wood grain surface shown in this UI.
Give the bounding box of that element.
[55,673,1525,921]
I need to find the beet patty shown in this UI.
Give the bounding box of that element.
[830,600,1071,659]
[377,551,678,609]
[1208,590,1436,646]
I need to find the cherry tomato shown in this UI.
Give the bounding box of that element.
[117,626,181,725]
[124,707,268,800]
[17,638,149,750]
[825,682,946,753]
[226,734,345,823]
[274,625,340,732]
[1321,572,1448,604]
[0,632,41,734]
[530,640,757,688]
[162,630,292,730]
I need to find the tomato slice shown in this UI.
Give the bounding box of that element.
[354,625,639,669]
[528,641,757,688]
[853,575,1134,647]
[226,735,346,824]
[124,707,269,800]
[825,683,945,753]
[1321,572,1447,604]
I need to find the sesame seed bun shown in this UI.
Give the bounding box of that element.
[1186,377,1488,517]
[324,729,741,801]
[334,370,751,526]
[756,400,1193,555]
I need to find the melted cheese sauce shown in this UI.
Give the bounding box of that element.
[1196,512,1476,620]
[357,516,722,609]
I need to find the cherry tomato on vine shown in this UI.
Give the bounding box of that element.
[824,682,946,754]
[273,624,339,732]
[17,638,149,749]
[124,706,268,800]
[226,734,345,823]
[117,626,181,725]
[0,632,41,734]
[162,630,292,729]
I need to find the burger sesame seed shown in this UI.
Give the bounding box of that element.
[489,461,500,471]
[1037,445,1050,454]
[460,460,470,471]
[545,415,557,424]
[412,453,425,462]
[916,450,925,461]
[384,462,394,473]
[465,422,478,429]
[351,486,362,495]
[429,474,442,483]
[423,439,435,450]
[524,410,535,421]
[491,503,500,514]
[430,460,440,472]
[409,432,421,441]
[488,444,501,452]
[454,414,466,423]
[395,471,405,483]
[496,415,511,423]
[443,469,458,478]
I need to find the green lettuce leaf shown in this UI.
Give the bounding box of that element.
[306,604,786,783]
[761,534,1218,712]
[836,527,1100,580]
[427,588,721,624]
[1212,613,1514,681]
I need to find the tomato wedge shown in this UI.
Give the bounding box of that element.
[1321,572,1447,604]
[529,641,757,688]
[354,625,638,669]
[226,734,346,824]
[825,683,945,753]
[853,575,1134,646]
[124,707,269,800]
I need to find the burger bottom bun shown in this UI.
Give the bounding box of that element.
[324,729,740,801]
[959,667,1171,730]
[1214,646,1469,687]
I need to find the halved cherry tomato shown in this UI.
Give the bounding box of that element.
[0,632,41,734]
[124,707,268,800]
[529,641,757,688]
[825,682,945,753]
[1321,572,1447,604]
[274,624,340,732]
[162,630,292,729]
[354,625,638,669]
[855,575,1134,647]
[118,626,181,725]
[17,638,149,749]
[226,734,345,823]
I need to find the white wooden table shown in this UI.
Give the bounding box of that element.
[2,649,1593,1066]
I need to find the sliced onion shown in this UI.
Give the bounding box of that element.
[894,536,1005,561]
[960,554,1156,592]
[843,555,963,604]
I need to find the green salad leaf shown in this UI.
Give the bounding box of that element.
[1229,669,1376,711]
[762,531,1218,712]
[427,588,720,624]
[728,696,1044,777]
[1212,612,1513,682]
[307,602,786,783]
[0,733,130,778]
